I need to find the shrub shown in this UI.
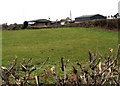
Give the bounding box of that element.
[22,21,28,29]
[2,23,8,30]
[1,45,120,85]
[63,18,120,31]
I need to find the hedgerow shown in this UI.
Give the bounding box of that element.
[1,45,120,85]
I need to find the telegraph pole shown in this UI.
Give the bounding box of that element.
[70,10,72,21]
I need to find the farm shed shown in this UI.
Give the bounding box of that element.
[75,14,107,23]
[28,19,51,27]
[60,19,73,25]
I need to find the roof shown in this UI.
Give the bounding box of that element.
[75,14,105,19]
[29,19,50,23]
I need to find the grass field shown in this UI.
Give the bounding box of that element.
[2,27,118,75]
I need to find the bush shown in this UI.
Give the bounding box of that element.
[2,23,22,30]
[2,23,8,30]
[22,21,28,29]
[63,18,120,31]
[1,45,120,85]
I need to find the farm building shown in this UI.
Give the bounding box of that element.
[28,19,51,27]
[60,17,74,25]
[75,14,107,23]
[25,18,74,29]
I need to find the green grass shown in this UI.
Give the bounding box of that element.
[2,27,118,75]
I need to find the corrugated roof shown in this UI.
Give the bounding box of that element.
[75,14,101,18]
[29,19,50,22]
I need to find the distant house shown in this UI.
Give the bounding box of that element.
[60,17,74,25]
[28,19,51,27]
[75,14,107,23]
[26,18,74,28]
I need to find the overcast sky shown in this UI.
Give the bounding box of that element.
[0,0,119,24]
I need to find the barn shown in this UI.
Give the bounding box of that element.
[28,19,51,27]
[75,14,107,23]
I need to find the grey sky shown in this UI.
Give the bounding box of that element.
[0,0,119,24]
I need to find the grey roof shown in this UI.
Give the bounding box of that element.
[29,19,50,23]
[75,14,104,18]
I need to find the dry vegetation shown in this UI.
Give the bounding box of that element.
[2,18,120,31]
[63,18,120,31]
[1,45,120,85]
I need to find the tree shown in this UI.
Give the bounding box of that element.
[113,13,119,19]
[22,21,28,29]
[2,23,8,30]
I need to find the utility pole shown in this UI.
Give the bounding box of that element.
[118,1,120,17]
[70,10,72,21]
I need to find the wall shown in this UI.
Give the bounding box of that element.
[75,17,91,22]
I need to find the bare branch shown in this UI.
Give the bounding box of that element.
[37,57,49,70]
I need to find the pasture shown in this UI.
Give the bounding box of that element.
[2,27,118,75]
